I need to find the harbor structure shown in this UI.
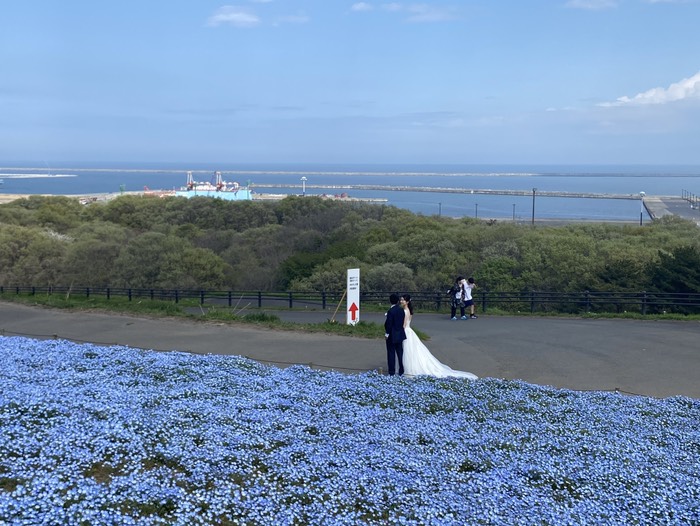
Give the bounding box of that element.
[174,171,253,201]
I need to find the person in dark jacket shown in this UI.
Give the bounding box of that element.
[384,293,406,375]
[447,276,466,320]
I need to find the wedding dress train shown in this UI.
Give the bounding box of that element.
[402,318,478,379]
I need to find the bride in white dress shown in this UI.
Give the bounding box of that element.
[400,294,478,379]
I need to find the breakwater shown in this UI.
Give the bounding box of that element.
[251,183,647,200]
[0,173,77,179]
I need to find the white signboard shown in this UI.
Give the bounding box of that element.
[346,268,360,325]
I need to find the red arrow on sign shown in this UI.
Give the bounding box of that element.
[348,302,359,321]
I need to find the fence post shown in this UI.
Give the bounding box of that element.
[5,286,695,315]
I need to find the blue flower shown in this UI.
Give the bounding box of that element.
[1,336,699,525]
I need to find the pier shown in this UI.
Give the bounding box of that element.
[643,196,700,224]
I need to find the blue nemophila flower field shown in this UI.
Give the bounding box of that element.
[0,337,699,525]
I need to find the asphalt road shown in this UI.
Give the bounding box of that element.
[1,301,699,400]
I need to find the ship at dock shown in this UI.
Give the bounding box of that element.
[174,171,253,201]
[164,170,388,205]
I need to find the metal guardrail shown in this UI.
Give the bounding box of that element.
[2,286,700,315]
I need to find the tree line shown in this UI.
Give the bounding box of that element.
[1,194,700,295]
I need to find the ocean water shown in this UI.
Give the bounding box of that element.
[2,162,699,221]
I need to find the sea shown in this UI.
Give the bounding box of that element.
[2,162,700,221]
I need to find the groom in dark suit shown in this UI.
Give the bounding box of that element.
[384,293,406,376]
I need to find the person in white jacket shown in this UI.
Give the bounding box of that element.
[463,277,478,319]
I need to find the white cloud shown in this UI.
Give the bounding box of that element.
[405,4,457,22]
[565,0,618,9]
[352,3,457,22]
[599,71,700,107]
[207,6,261,27]
[381,3,402,11]
[351,2,374,11]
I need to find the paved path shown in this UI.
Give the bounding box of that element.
[644,196,700,224]
[1,301,699,400]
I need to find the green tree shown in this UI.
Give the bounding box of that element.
[60,222,130,287]
[34,199,83,232]
[289,257,364,292]
[518,230,599,291]
[364,242,407,266]
[0,225,66,285]
[112,232,226,289]
[274,196,339,227]
[364,263,416,292]
[278,252,328,288]
[221,225,291,290]
[648,245,700,294]
[3,195,83,231]
[477,257,520,292]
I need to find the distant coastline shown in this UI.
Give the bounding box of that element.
[2,166,700,178]
[1,163,698,221]
[0,173,77,179]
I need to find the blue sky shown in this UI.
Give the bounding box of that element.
[2,1,700,165]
